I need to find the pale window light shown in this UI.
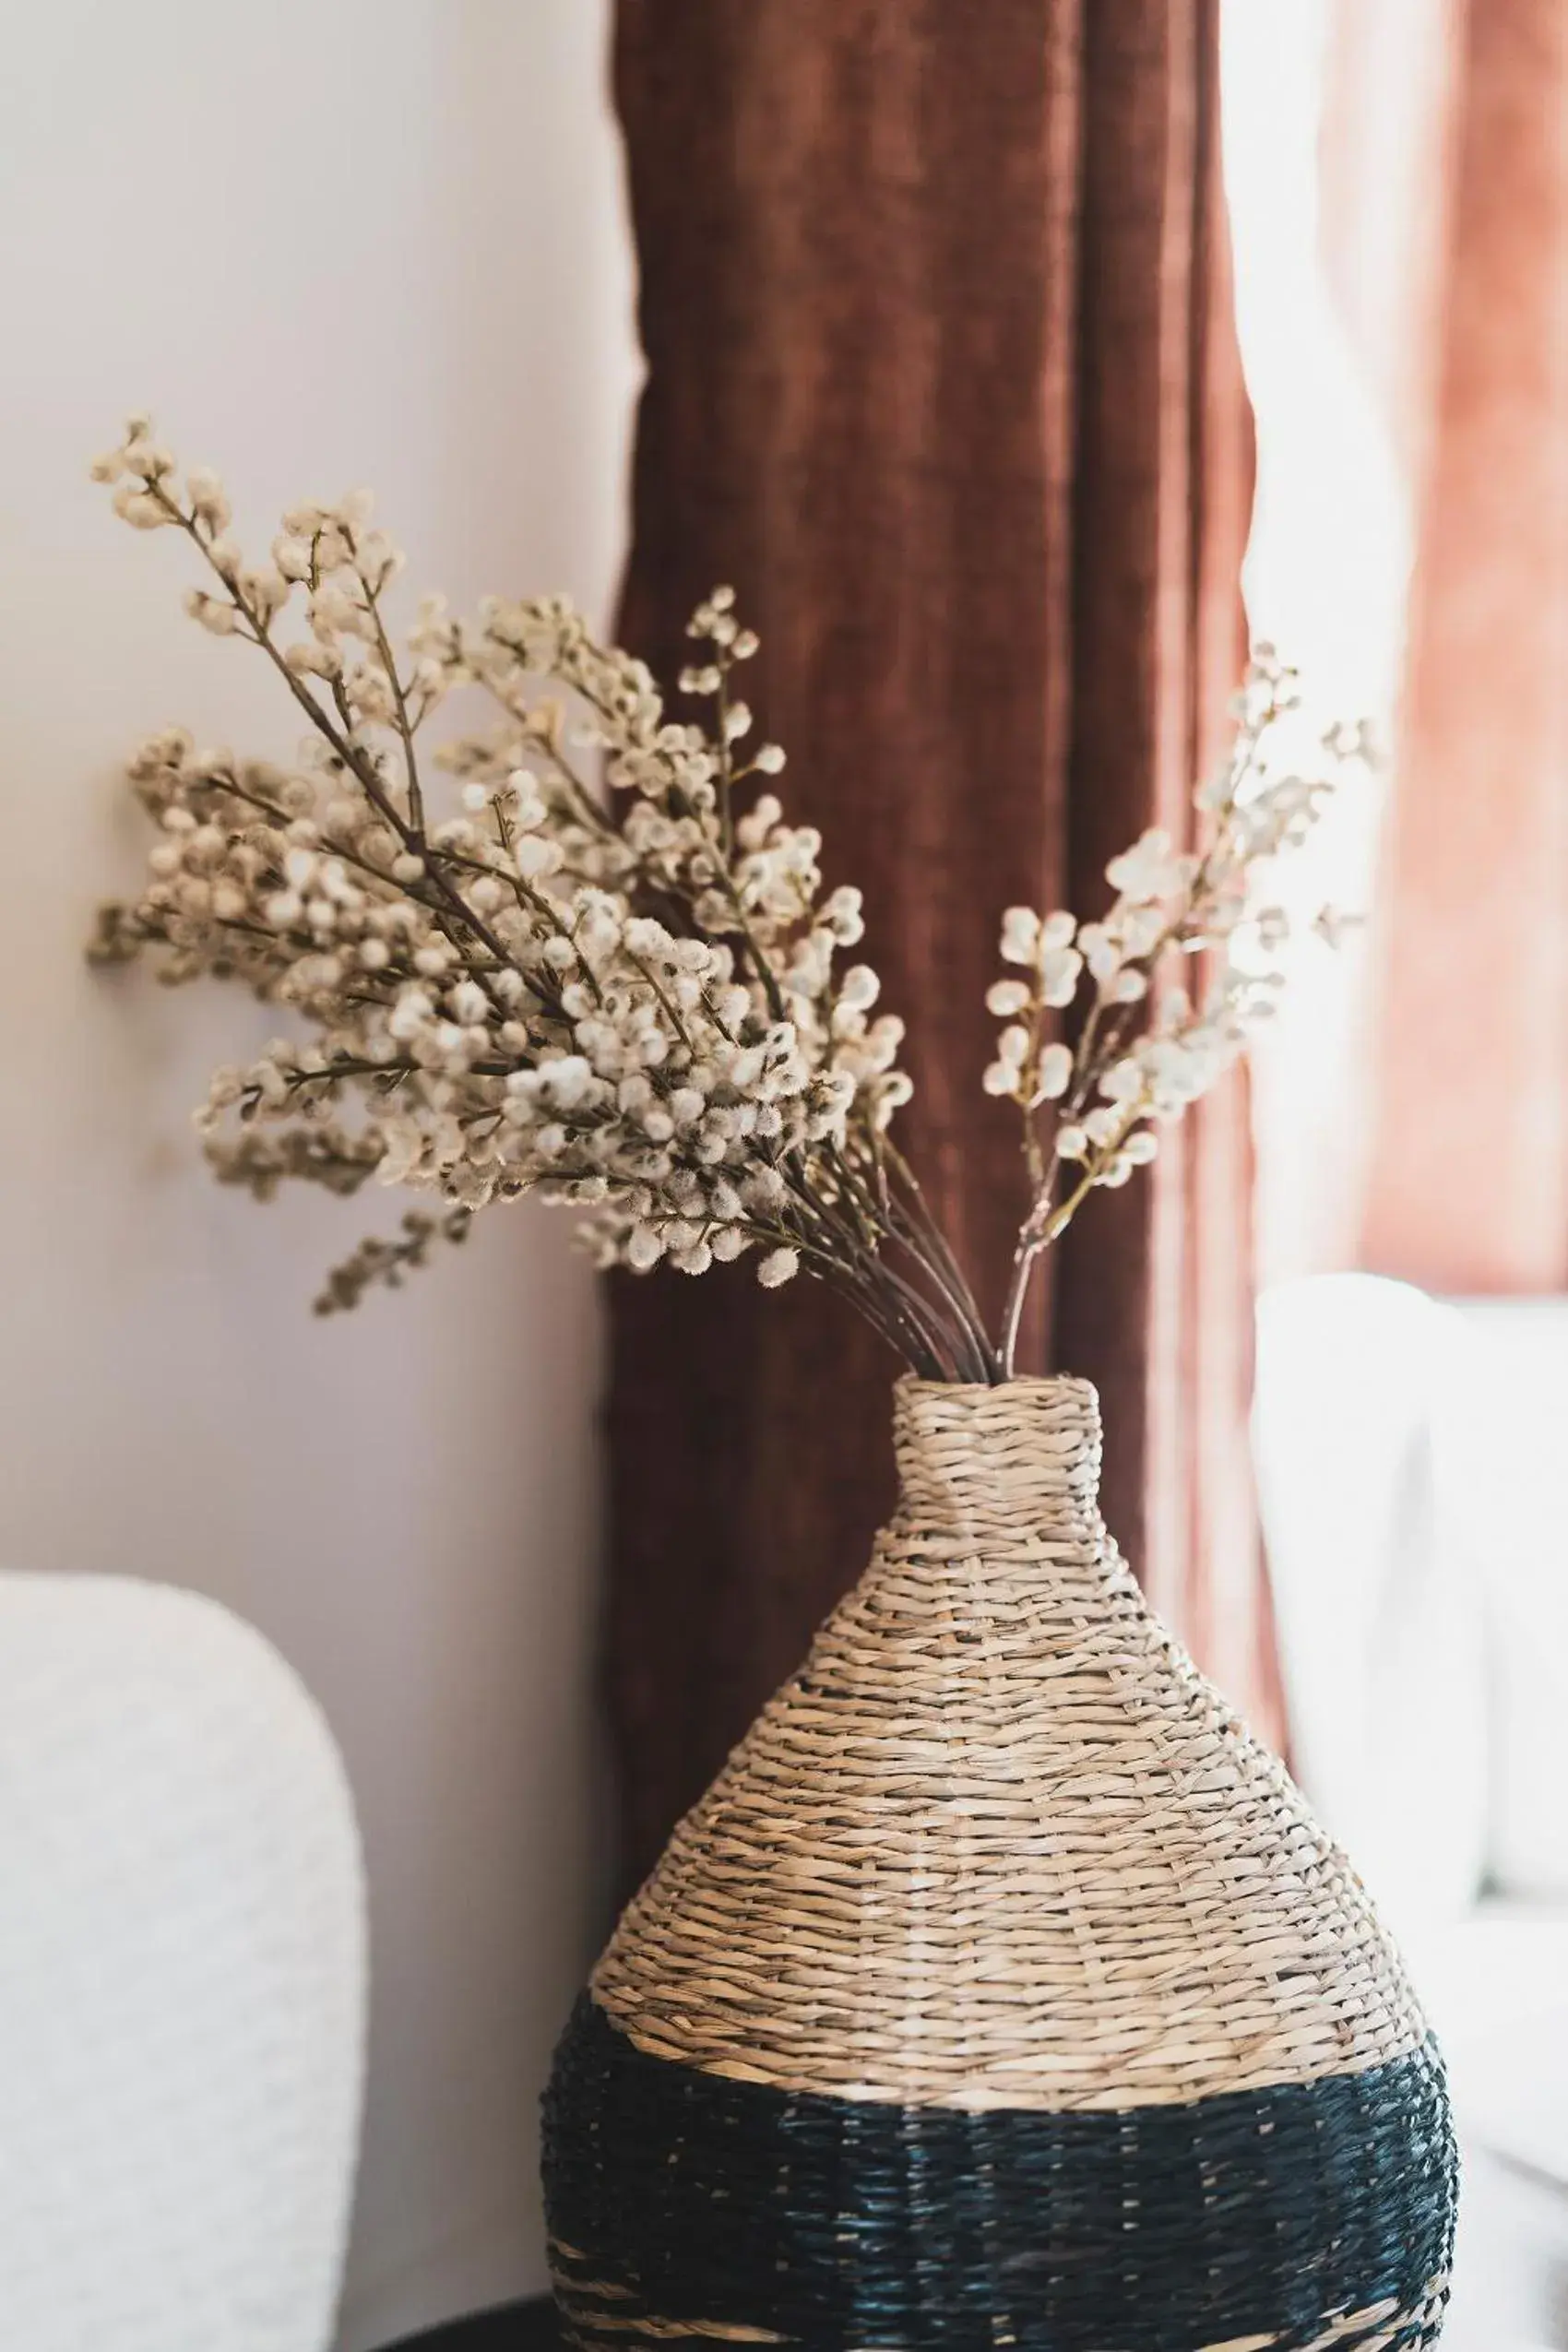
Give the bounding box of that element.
[1221,0,1411,1285]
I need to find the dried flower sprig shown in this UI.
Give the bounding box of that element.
[89,419,992,1380]
[90,417,1361,1383]
[983,656,1366,1374]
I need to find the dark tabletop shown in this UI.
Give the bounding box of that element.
[378,2298,560,2349]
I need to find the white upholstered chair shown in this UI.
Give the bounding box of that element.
[0,1574,366,2352]
[1255,1277,1568,2349]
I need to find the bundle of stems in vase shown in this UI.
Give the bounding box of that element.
[90,417,1363,1379]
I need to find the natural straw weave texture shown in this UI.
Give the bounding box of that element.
[545,1375,1458,2350]
[593,1376,1428,2112]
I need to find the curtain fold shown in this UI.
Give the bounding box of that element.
[607,0,1272,1888]
[1353,0,1568,1294]
[1050,1,1266,1711]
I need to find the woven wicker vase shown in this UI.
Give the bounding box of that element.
[543,1375,1458,2350]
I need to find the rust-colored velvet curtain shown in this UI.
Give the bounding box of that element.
[1350,0,1568,1292]
[607,0,1276,1887]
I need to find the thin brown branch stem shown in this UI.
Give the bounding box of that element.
[149,481,519,985]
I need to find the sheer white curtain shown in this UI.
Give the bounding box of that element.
[1221,0,1454,1286]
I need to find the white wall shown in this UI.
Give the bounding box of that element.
[0,6,639,2344]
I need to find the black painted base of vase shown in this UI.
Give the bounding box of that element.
[542,1997,1456,2352]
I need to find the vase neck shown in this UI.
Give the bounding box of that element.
[890,1375,1106,1554]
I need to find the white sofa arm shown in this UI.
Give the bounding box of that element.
[0,1573,365,2352]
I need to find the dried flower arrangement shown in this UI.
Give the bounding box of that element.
[89,423,1461,2352]
[90,417,1363,1380]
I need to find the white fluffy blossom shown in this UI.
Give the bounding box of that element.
[91,422,1360,1379]
[90,418,920,1324]
[981,646,1363,1367]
